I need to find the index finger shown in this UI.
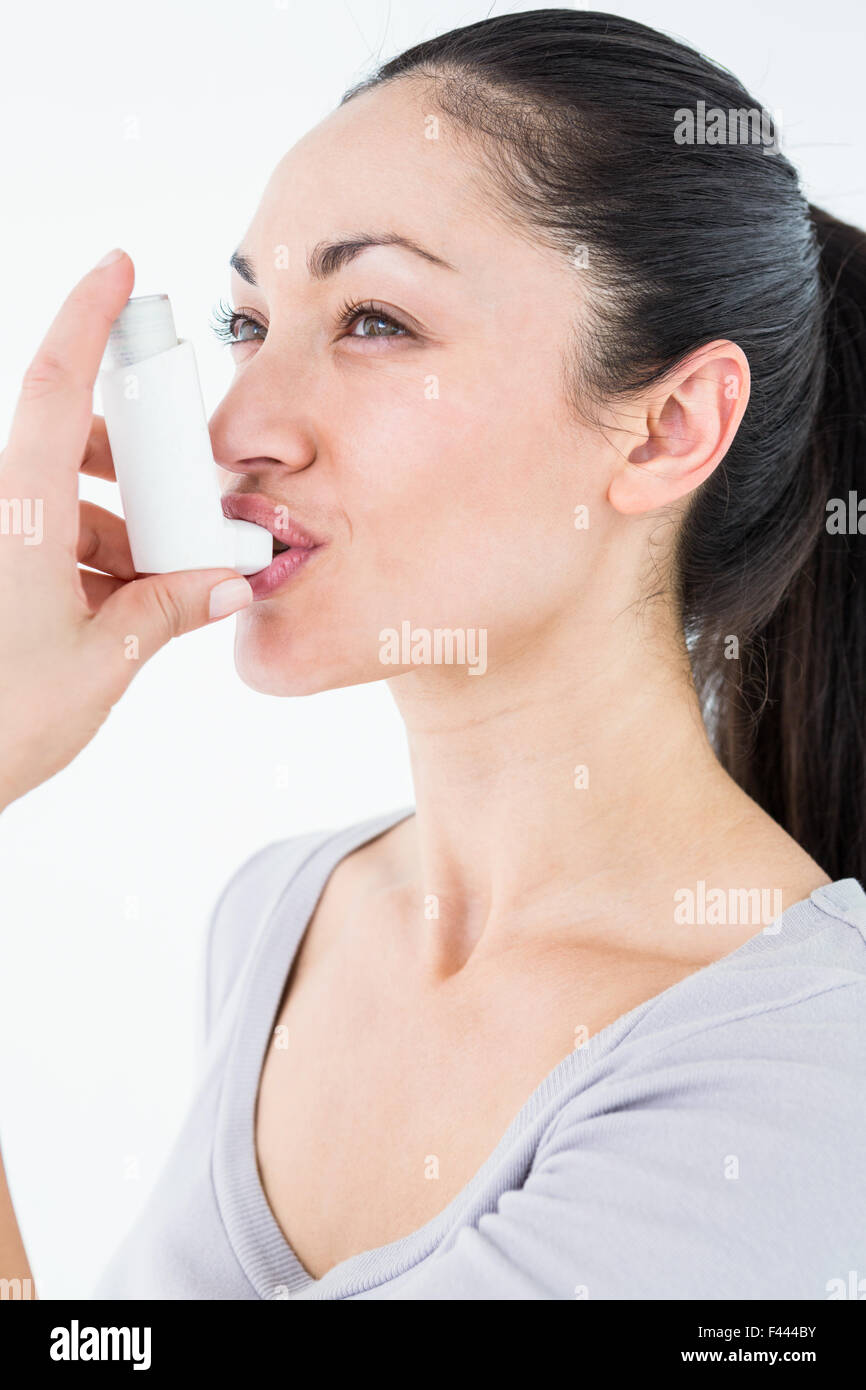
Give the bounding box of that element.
[6,250,135,491]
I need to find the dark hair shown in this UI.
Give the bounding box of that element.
[344,8,866,884]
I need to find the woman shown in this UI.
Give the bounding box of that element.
[1,9,864,1301]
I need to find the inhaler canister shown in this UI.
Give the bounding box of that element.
[98,295,272,576]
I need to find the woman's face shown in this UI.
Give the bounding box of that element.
[210,77,610,696]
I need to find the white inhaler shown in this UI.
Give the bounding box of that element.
[98,294,272,575]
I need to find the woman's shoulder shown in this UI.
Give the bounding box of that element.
[517,878,866,1299]
[548,874,866,1141]
[618,874,866,1058]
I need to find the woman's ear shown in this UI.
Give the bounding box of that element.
[607,340,751,515]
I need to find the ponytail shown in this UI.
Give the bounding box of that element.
[719,208,866,883]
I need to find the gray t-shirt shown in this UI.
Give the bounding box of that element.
[93,806,866,1300]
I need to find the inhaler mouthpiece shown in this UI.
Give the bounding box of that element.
[99,295,273,577]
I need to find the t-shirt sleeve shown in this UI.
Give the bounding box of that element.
[194,832,325,1068]
[364,977,866,1300]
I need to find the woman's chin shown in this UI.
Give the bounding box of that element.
[234,660,312,697]
[234,645,329,697]
[233,627,376,697]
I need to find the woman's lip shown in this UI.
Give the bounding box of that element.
[220,492,326,599]
[244,544,319,600]
[220,491,326,549]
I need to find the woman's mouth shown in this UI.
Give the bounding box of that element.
[221,492,326,600]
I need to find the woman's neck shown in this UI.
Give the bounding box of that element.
[387,608,762,975]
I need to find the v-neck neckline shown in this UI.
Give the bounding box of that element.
[211,806,866,1300]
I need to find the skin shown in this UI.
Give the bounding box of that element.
[0,76,830,1288]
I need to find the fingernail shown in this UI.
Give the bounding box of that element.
[209,577,254,620]
[95,247,125,268]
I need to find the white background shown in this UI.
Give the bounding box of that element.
[0,0,863,1297]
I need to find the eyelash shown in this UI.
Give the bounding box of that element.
[210,299,263,345]
[209,297,412,346]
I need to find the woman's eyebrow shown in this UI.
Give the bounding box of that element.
[229,251,258,285]
[229,233,457,287]
[307,233,457,279]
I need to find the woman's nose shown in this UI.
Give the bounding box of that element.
[208,354,317,479]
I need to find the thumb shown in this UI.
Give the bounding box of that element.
[90,569,254,666]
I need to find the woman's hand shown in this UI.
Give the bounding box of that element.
[0,249,254,810]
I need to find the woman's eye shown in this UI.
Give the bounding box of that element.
[347,311,407,338]
[230,314,266,343]
[223,314,264,343]
[210,301,267,350]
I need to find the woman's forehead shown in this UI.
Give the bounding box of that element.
[242,82,570,298]
[254,82,482,236]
